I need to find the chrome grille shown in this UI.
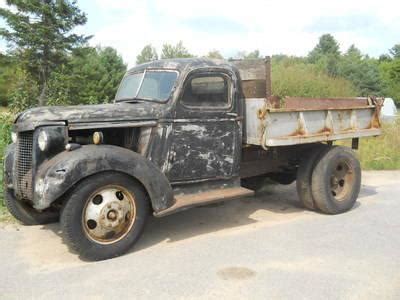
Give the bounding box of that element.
[15,131,34,199]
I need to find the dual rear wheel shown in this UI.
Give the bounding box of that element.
[296,145,361,214]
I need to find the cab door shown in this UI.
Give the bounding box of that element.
[167,69,241,182]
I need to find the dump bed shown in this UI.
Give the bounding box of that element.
[231,58,383,147]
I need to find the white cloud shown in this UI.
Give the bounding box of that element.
[2,0,400,64]
[85,0,400,65]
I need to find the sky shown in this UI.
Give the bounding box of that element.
[1,0,400,66]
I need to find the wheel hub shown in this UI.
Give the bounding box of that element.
[82,186,136,244]
[330,160,354,201]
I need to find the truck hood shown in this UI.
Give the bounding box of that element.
[14,102,165,131]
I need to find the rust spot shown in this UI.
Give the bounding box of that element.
[266,95,281,109]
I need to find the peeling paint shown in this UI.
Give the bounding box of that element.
[4,58,382,218]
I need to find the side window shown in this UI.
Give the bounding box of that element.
[182,73,230,108]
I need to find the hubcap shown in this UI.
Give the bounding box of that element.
[82,185,136,244]
[330,160,354,201]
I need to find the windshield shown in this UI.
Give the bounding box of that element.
[115,70,178,102]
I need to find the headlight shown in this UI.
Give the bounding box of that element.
[11,132,17,143]
[38,131,49,151]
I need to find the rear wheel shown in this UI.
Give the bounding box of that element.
[296,145,328,210]
[311,146,361,214]
[60,172,149,261]
[4,189,59,225]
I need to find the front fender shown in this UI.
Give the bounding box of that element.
[34,145,174,212]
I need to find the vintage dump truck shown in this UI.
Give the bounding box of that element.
[4,58,382,260]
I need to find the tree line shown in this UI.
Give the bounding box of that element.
[137,35,400,104]
[0,1,399,113]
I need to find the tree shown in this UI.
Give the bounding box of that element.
[9,69,39,112]
[161,41,193,59]
[389,44,400,59]
[308,34,340,62]
[0,52,17,106]
[346,44,362,58]
[136,44,158,65]
[0,0,90,106]
[46,46,126,106]
[236,50,261,59]
[338,45,381,96]
[380,56,400,105]
[206,50,224,59]
[308,34,341,76]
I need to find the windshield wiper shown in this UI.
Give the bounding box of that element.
[116,97,160,103]
[115,98,145,103]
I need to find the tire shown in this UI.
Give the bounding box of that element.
[311,146,361,214]
[60,172,149,261]
[3,189,59,225]
[296,144,328,210]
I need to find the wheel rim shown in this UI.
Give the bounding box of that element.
[82,185,136,245]
[330,160,354,201]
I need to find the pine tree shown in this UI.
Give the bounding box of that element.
[308,34,341,76]
[0,0,90,105]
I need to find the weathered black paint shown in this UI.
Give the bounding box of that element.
[4,58,255,215]
[33,145,174,212]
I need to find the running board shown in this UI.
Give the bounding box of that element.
[154,187,254,217]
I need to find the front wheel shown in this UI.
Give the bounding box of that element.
[4,189,59,225]
[60,172,149,261]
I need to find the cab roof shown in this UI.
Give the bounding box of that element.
[127,58,237,75]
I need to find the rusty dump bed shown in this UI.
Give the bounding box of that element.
[231,58,383,147]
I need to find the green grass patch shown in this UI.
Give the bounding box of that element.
[271,58,358,98]
[358,119,400,170]
[333,119,400,170]
[0,111,13,222]
[0,107,9,113]
[0,171,13,223]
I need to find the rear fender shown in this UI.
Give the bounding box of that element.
[34,145,174,212]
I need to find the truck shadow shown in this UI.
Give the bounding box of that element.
[42,182,373,260]
[359,184,377,198]
[133,183,375,253]
[43,183,305,259]
[132,183,307,253]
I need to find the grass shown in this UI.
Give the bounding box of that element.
[271,58,358,98]
[0,110,13,222]
[350,118,400,170]
[0,106,9,113]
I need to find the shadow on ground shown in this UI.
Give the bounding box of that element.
[41,183,305,258]
[27,182,374,262]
